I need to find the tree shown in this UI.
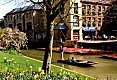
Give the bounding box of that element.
[102,0,117,30]
[29,0,68,74]
[0,27,28,51]
[1,0,71,74]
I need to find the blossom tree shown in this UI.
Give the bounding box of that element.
[0,27,28,51]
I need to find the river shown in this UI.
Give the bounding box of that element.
[21,49,117,80]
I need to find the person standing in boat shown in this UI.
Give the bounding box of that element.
[60,44,64,60]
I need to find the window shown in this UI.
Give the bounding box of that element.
[74,3,78,14]
[17,23,22,31]
[87,5,91,10]
[19,14,22,19]
[92,6,96,15]
[98,18,101,27]
[17,15,18,19]
[102,6,105,16]
[8,16,10,20]
[29,12,32,18]
[60,3,64,14]
[87,17,91,22]
[98,6,101,11]
[9,24,12,28]
[82,17,86,22]
[98,6,101,15]
[82,4,86,15]
[27,22,32,31]
[92,17,95,22]
[82,17,86,26]
[73,15,79,27]
[26,13,28,18]
[10,16,12,20]
[27,32,33,40]
[92,17,96,27]
[87,5,91,15]
[87,17,91,26]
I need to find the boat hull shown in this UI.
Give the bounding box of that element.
[57,60,98,67]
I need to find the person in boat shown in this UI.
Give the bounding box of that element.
[67,57,71,62]
[59,44,64,60]
[71,57,77,62]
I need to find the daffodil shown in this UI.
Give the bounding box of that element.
[34,74,39,79]
[38,67,41,72]
[5,67,8,71]
[63,71,65,75]
[4,57,6,59]
[20,73,23,76]
[30,65,32,69]
[41,70,45,75]
[60,69,62,72]
[16,68,19,71]
[44,76,46,80]
[74,78,77,80]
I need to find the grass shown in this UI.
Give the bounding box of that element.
[0,49,97,80]
[0,50,42,72]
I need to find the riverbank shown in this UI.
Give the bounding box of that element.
[21,49,117,80]
[0,49,96,80]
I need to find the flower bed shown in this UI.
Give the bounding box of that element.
[0,49,97,80]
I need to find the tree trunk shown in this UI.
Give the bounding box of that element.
[42,20,54,74]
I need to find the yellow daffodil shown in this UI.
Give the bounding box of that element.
[38,67,42,72]
[60,69,62,72]
[44,76,46,80]
[41,70,45,75]
[34,74,39,79]
[20,73,23,76]
[74,78,77,80]
[63,71,65,75]
[16,68,19,71]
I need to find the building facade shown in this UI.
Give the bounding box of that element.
[67,0,111,41]
[53,0,111,46]
[4,4,46,48]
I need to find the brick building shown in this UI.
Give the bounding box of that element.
[4,4,46,48]
[53,0,111,46]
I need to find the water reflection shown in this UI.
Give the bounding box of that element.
[21,49,117,80]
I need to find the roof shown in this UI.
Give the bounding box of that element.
[6,4,42,15]
[80,0,111,5]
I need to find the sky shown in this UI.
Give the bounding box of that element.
[0,0,32,18]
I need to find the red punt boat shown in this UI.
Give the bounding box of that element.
[101,54,117,60]
[63,47,113,55]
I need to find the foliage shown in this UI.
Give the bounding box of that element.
[0,69,96,80]
[102,0,117,30]
[0,27,28,51]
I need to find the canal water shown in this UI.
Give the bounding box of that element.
[21,49,117,80]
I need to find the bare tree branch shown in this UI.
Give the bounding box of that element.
[1,0,14,5]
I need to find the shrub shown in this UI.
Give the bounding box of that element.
[0,27,28,51]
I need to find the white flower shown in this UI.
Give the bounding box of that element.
[4,57,6,59]
[30,65,32,69]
